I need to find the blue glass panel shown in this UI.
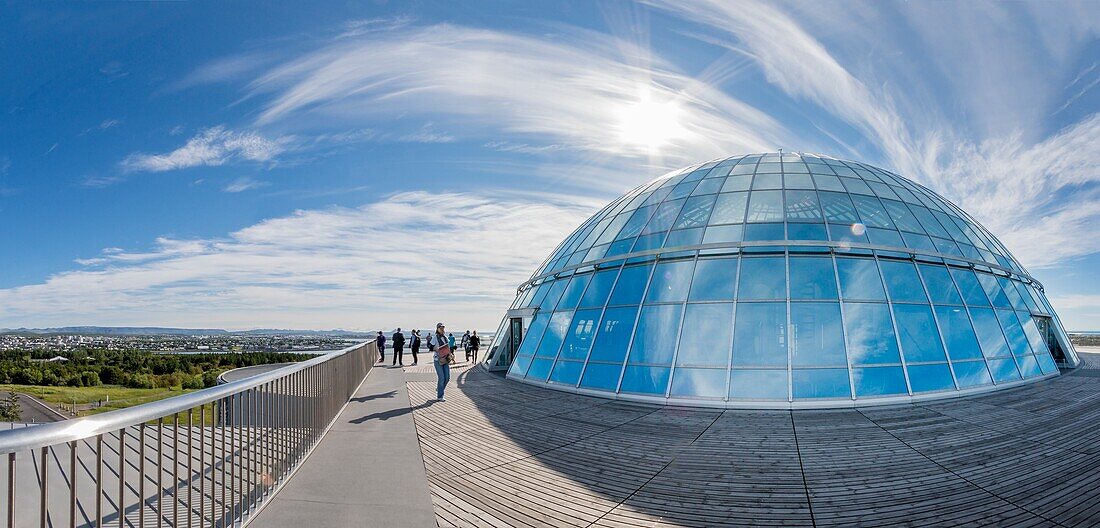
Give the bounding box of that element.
[813,174,845,191]
[579,362,624,391]
[987,358,1021,383]
[997,277,1028,310]
[732,302,788,367]
[931,236,962,256]
[867,227,904,247]
[516,313,550,357]
[691,177,724,195]
[538,279,571,310]
[616,204,657,240]
[1037,352,1058,374]
[882,199,924,233]
[975,273,1011,308]
[588,306,638,363]
[892,304,948,363]
[631,232,667,252]
[722,174,752,191]
[790,303,846,367]
[992,309,1030,357]
[664,228,703,248]
[785,190,822,220]
[879,260,929,303]
[535,311,573,358]
[709,192,748,225]
[670,368,727,398]
[703,224,743,244]
[628,305,683,365]
[918,264,963,305]
[842,178,875,196]
[787,223,828,241]
[558,309,601,360]
[828,223,869,243]
[788,257,838,300]
[853,367,908,397]
[549,360,584,385]
[526,281,554,309]
[556,273,592,310]
[1018,312,1050,355]
[952,360,993,388]
[836,258,886,301]
[819,191,859,222]
[1016,354,1042,378]
[738,257,786,299]
[667,182,697,200]
[689,257,738,301]
[906,363,956,393]
[785,173,814,189]
[674,195,716,229]
[746,190,784,222]
[526,357,554,381]
[609,265,652,305]
[851,195,894,228]
[579,268,619,308]
[969,307,1011,358]
[676,303,734,367]
[641,199,685,235]
[756,162,782,174]
[743,223,785,241]
[950,268,990,306]
[934,306,984,361]
[605,238,636,257]
[843,302,901,364]
[646,260,695,303]
[753,172,782,189]
[793,369,851,399]
[729,369,788,399]
[619,365,671,395]
[510,354,533,377]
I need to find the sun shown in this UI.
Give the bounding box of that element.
[614,88,686,152]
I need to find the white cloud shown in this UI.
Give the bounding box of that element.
[399,123,455,144]
[121,126,290,173]
[224,176,269,193]
[240,23,787,166]
[651,0,1100,271]
[0,191,603,330]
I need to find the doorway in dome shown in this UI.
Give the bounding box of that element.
[1035,316,1071,367]
[484,313,528,371]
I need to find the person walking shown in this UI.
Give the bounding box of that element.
[392,328,405,366]
[375,331,386,363]
[469,330,481,363]
[429,323,453,401]
[448,333,457,357]
[410,330,421,365]
[461,331,471,361]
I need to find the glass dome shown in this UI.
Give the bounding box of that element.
[492,152,1079,408]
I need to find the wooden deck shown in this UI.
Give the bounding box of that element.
[404,354,1100,527]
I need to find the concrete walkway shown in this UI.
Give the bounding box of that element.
[250,362,437,527]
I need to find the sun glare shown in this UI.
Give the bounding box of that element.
[615,89,686,152]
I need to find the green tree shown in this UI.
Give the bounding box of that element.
[0,391,21,422]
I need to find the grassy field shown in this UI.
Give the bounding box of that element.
[1,383,198,417]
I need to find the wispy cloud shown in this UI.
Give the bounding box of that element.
[650,0,1100,270]
[223,176,269,193]
[239,23,787,165]
[399,123,455,144]
[0,191,603,330]
[120,126,290,173]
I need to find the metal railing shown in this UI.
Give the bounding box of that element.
[0,341,378,527]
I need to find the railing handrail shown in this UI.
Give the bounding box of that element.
[0,341,369,454]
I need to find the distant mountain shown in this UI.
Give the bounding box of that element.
[1,326,372,337]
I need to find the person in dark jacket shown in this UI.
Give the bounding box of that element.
[392,328,406,366]
[410,330,421,365]
[375,331,386,363]
[469,331,481,363]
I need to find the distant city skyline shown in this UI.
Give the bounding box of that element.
[0,1,1097,331]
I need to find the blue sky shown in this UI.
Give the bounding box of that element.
[0,1,1097,331]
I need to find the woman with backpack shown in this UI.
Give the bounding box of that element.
[429,323,454,401]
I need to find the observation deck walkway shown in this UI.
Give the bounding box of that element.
[252,363,436,527]
[406,355,1100,527]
